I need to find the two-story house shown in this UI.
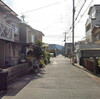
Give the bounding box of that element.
[85,5,100,43]
[34,29,44,42]
[0,1,45,68]
[0,0,21,68]
[75,5,100,65]
[19,23,44,57]
[19,23,35,56]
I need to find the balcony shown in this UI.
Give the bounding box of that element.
[0,20,14,41]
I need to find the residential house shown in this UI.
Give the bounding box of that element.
[19,23,35,57]
[65,43,72,57]
[85,5,100,43]
[75,5,100,64]
[0,0,45,68]
[19,23,44,57]
[73,5,100,74]
[34,29,44,42]
[75,43,100,64]
[0,0,21,68]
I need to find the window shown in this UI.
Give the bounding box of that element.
[91,11,96,18]
[12,24,18,34]
[96,10,100,16]
[31,34,34,43]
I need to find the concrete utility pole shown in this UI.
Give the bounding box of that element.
[64,32,67,57]
[72,0,75,65]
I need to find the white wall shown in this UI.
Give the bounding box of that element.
[26,27,35,43]
[86,6,100,43]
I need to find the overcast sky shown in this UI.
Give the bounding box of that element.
[3,0,100,45]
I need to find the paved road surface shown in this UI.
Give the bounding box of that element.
[2,55,100,99]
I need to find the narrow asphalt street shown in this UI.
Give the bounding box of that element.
[2,55,100,99]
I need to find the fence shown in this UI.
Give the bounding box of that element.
[4,63,29,83]
[85,59,94,72]
[82,58,100,74]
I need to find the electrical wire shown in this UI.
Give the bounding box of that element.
[43,18,63,31]
[18,2,60,14]
[65,0,87,36]
[75,0,87,21]
[75,0,83,7]
[3,0,93,43]
[75,0,93,26]
[26,10,72,31]
[66,0,93,41]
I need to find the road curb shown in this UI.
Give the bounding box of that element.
[74,63,100,84]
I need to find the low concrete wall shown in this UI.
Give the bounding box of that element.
[4,63,29,83]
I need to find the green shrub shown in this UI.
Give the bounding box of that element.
[33,40,50,66]
[39,59,45,68]
[43,51,50,64]
[50,49,56,57]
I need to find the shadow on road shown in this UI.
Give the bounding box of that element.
[0,69,46,98]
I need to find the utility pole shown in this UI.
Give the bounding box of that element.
[72,0,75,65]
[64,32,67,57]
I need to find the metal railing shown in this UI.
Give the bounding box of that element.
[0,19,14,41]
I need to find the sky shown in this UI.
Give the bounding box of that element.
[3,0,100,46]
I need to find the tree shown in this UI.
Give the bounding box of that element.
[50,49,56,57]
[33,40,50,68]
[33,40,43,60]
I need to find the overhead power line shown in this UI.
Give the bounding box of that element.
[66,0,93,41]
[43,18,62,31]
[75,0,87,21]
[75,0,93,26]
[66,0,87,35]
[67,0,90,33]
[19,2,60,14]
[76,0,82,7]
[66,0,93,43]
